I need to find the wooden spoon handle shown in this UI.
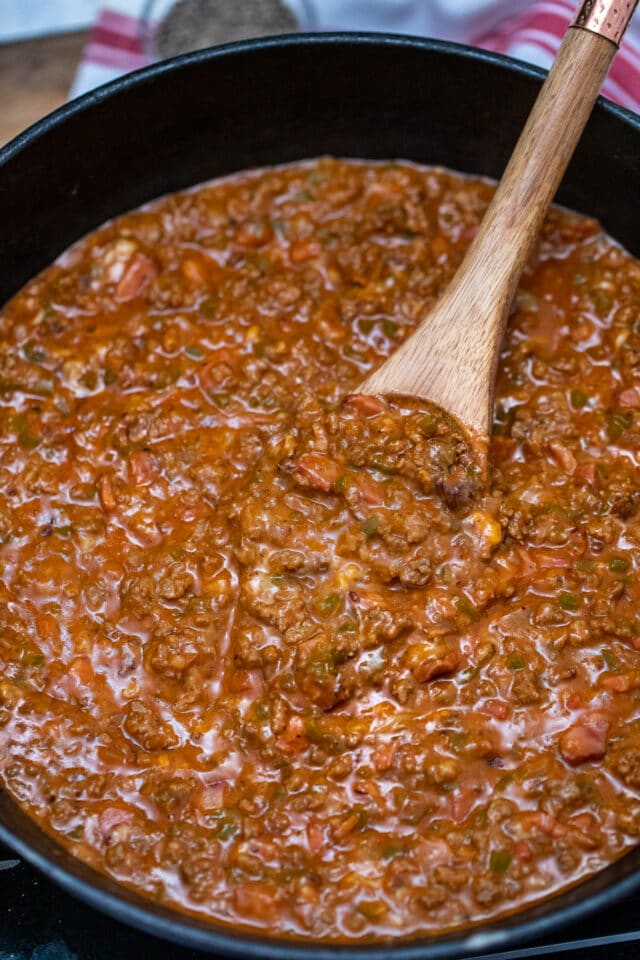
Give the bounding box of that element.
[448,26,616,319]
[471,0,640,296]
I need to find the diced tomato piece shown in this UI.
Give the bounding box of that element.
[568,813,598,838]
[36,613,60,647]
[281,715,305,741]
[355,472,385,505]
[534,550,571,569]
[529,299,562,352]
[513,840,532,862]
[290,240,321,262]
[293,454,340,492]
[601,673,635,693]
[97,807,132,841]
[236,220,273,247]
[415,837,453,868]
[518,811,556,836]
[97,475,117,511]
[566,691,584,710]
[332,812,361,841]
[347,393,387,418]
[460,224,480,243]
[514,546,537,579]
[227,669,252,693]
[554,814,600,850]
[485,699,510,720]
[276,715,308,754]
[560,711,609,764]
[128,451,157,487]
[116,253,157,300]
[548,441,576,475]
[575,462,597,485]
[431,235,451,262]
[353,779,385,809]
[619,386,640,407]
[182,257,207,286]
[234,884,277,922]
[306,822,325,854]
[69,656,93,685]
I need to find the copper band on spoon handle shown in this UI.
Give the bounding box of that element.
[573,0,639,45]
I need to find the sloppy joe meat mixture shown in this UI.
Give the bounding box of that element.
[2,159,640,941]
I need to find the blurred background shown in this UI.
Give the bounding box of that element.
[1,0,638,147]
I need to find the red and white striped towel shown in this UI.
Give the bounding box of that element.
[71,2,640,114]
[71,9,147,97]
[472,0,640,112]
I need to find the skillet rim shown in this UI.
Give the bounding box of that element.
[1,30,638,167]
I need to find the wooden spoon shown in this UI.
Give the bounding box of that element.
[360,0,638,442]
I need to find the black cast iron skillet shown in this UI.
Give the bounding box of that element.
[1,32,640,960]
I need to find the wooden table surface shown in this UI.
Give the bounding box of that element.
[0,30,88,146]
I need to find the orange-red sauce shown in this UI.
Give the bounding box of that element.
[2,159,640,941]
